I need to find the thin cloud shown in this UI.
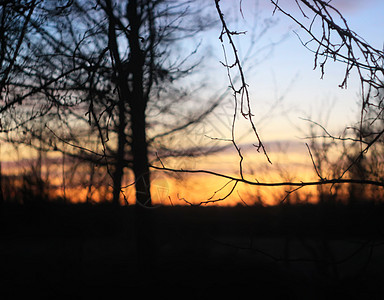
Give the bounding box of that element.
[244,0,379,15]
[329,0,377,12]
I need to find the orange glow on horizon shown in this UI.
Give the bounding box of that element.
[1,140,359,206]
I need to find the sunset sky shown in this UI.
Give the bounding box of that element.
[214,0,384,140]
[146,0,384,203]
[150,0,384,205]
[1,0,383,206]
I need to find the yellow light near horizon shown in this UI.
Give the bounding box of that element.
[148,161,320,207]
[1,138,342,206]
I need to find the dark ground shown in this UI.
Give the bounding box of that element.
[1,202,384,299]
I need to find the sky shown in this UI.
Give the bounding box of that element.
[188,0,384,159]
[152,0,384,205]
[1,0,383,206]
[207,0,384,143]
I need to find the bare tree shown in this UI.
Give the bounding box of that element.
[147,0,384,206]
[0,0,224,206]
[270,0,384,180]
[0,0,41,204]
[0,0,230,273]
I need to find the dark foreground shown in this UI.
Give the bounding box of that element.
[1,203,384,299]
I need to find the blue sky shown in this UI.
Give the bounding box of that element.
[200,0,384,144]
[2,0,383,167]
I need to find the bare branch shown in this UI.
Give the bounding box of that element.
[214,0,271,170]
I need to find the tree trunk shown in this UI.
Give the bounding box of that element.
[105,0,155,272]
[106,0,153,208]
[111,91,127,206]
[126,0,152,205]
[131,104,155,273]
[105,0,128,207]
[131,108,151,207]
[127,0,155,273]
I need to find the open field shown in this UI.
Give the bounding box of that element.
[1,203,384,299]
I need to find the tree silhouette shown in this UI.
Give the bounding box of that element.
[1,1,384,297]
[170,0,384,204]
[0,0,228,273]
[269,0,384,201]
[0,0,224,207]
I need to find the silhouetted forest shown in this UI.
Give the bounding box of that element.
[1,200,384,299]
